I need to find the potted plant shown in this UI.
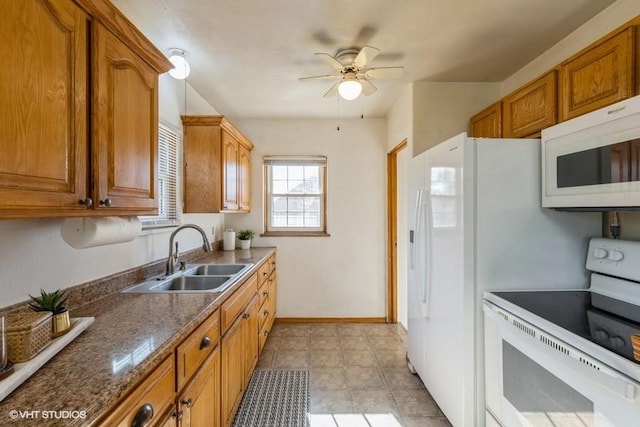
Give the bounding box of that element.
[237,229,255,249]
[28,289,71,337]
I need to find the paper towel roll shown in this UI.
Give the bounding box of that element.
[60,216,141,249]
[223,229,236,251]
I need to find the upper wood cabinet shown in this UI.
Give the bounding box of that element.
[560,27,636,121]
[0,0,89,216]
[92,23,159,212]
[182,116,254,213]
[469,102,502,138]
[0,0,171,219]
[503,71,557,138]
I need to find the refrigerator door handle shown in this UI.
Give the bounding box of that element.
[410,189,424,270]
[420,193,431,317]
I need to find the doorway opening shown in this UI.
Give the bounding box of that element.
[387,139,408,326]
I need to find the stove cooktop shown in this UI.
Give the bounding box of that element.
[492,290,640,363]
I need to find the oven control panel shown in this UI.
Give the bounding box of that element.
[586,238,640,281]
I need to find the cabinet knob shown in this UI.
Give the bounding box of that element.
[180,398,193,408]
[262,291,268,297]
[264,330,269,337]
[172,410,183,421]
[263,271,268,276]
[131,403,154,427]
[78,198,93,207]
[242,312,250,319]
[100,198,112,207]
[224,205,228,209]
[199,336,211,350]
[263,310,269,317]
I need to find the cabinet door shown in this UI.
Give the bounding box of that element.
[183,123,222,212]
[221,318,245,426]
[243,296,259,386]
[560,27,635,121]
[469,102,502,138]
[181,347,221,427]
[238,144,251,212]
[0,0,89,216]
[221,132,239,211]
[503,71,557,138]
[93,23,158,213]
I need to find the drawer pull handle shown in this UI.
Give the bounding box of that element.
[131,403,153,427]
[242,312,250,319]
[263,310,269,317]
[262,291,269,297]
[181,398,193,408]
[200,336,211,350]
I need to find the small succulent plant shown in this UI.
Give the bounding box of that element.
[28,289,68,315]
[237,229,255,241]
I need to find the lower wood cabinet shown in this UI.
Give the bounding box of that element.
[178,347,221,427]
[221,315,245,427]
[101,253,277,427]
[97,356,175,427]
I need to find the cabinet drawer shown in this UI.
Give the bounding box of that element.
[176,310,220,390]
[98,356,175,427]
[259,321,270,353]
[257,260,271,287]
[221,273,258,333]
[258,298,270,332]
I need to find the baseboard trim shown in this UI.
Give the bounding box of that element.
[275,317,387,324]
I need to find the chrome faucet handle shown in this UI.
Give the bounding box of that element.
[179,261,186,271]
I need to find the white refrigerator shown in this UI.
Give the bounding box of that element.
[407,132,600,427]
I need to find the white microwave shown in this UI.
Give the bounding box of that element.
[542,95,640,210]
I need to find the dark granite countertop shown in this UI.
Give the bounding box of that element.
[0,247,276,426]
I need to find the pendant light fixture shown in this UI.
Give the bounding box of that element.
[167,48,190,80]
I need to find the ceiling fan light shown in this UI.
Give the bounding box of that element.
[168,49,191,80]
[338,79,362,100]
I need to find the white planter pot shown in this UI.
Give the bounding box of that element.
[239,239,251,249]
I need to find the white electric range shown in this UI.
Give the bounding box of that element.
[483,237,640,426]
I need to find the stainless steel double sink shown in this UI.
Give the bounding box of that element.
[121,263,253,294]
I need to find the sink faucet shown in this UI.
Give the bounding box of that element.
[166,224,212,276]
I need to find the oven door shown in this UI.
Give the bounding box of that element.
[484,302,640,426]
[541,95,640,209]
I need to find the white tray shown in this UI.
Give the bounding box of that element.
[0,317,95,402]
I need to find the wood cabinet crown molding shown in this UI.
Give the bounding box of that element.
[73,0,172,72]
[181,115,254,149]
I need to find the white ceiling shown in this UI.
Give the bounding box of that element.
[112,0,616,119]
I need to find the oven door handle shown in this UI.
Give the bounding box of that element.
[484,302,640,401]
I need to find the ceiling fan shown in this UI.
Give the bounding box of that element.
[299,46,404,100]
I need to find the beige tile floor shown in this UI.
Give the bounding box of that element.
[256,322,452,427]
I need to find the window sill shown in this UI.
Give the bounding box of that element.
[260,231,331,237]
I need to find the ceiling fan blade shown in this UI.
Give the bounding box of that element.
[299,74,341,81]
[323,81,340,98]
[315,53,344,70]
[353,46,380,68]
[364,67,404,79]
[360,79,377,96]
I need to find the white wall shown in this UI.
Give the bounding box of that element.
[413,82,501,154]
[0,75,224,308]
[503,0,640,94]
[224,119,388,318]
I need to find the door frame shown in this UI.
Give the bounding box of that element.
[387,139,408,323]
